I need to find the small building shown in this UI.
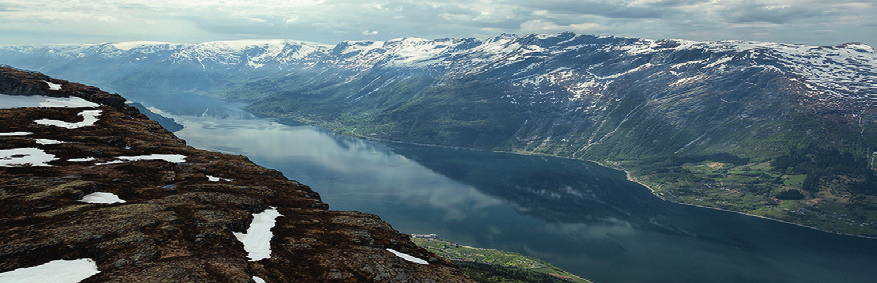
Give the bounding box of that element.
[411,234,438,239]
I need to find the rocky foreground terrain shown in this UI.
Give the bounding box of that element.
[0,66,473,282]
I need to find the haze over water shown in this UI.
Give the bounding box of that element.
[149,97,876,283]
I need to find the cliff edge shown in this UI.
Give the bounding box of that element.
[0,66,473,282]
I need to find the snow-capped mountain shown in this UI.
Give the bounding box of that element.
[3,33,873,113]
[1,32,875,152]
[2,32,876,236]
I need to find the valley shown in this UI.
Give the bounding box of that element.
[1,32,875,237]
[146,97,877,283]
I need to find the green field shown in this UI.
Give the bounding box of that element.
[412,237,592,283]
[614,153,877,236]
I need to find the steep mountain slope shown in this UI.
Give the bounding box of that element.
[0,67,474,282]
[1,32,875,236]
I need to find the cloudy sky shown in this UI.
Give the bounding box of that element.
[0,0,873,46]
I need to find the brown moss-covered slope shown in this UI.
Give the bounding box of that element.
[0,66,473,282]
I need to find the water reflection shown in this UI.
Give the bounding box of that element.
[388,144,706,238]
[163,110,877,283]
[171,114,503,221]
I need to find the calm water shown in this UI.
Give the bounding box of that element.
[144,97,876,283]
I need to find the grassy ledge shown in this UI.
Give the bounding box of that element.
[412,236,592,283]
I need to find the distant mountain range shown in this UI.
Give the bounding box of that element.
[2,32,875,236]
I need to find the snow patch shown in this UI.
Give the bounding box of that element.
[620,39,659,55]
[35,139,65,145]
[0,94,99,108]
[0,132,32,136]
[68,157,96,162]
[43,81,62,91]
[198,39,292,52]
[207,175,233,182]
[697,40,877,100]
[0,148,58,167]
[253,276,266,283]
[384,37,451,67]
[704,56,733,68]
[338,40,385,56]
[80,192,126,204]
[671,58,707,69]
[234,207,282,261]
[0,258,99,283]
[386,248,428,265]
[671,74,707,87]
[35,109,102,129]
[596,63,654,79]
[247,61,265,69]
[95,154,187,165]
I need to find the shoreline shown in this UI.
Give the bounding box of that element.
[611,165,877,240]
[269,116,877,240]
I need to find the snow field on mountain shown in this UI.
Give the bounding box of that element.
[672,39,875,100]
[4,33,874,117]
[383,37,453,67]
[110,41,175,51]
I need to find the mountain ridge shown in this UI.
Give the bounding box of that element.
[1,32,875,236]
[0,66,475,282]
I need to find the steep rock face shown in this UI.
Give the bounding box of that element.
[0,67,473,282]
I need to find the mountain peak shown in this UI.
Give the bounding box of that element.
[109,41,179,51]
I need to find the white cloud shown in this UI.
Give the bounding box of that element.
[0,0,872,46]
[570,23,602,31]
[521,20,601,33]
[97,15,118,22]
[764,5,792,10]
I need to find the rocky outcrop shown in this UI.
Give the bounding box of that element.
[0,66,473,282]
